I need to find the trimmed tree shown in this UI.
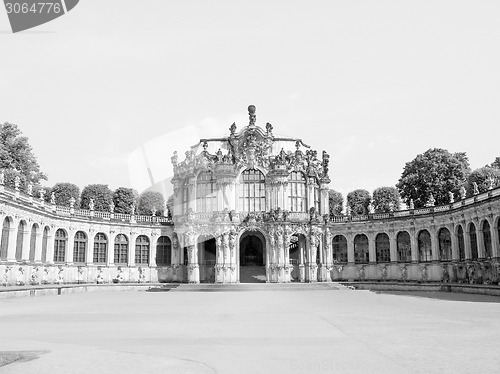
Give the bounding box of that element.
[80,184,113,211]
[0,122,47,190]
[466,167,500,196]
[51,182,80,206]
[112,187,138,214]
[372,186,401,213]
[137,191,165,216]
[328,189,344,217]
[396,148,470,208]
[347,189,371,215]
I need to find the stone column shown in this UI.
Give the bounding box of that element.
[306,231,318,283]
[86,229,95,265]
[20,226,31,261]
[318,228,332,282]
[410,228,418,263]
[320,185,329,216]
[368,233,376,264]
[128,232,138,266]
[389,232,397,263]
[464,225,472,260]
[450,225,459,261]
[491,221,499,260]
[347,234,355,264]
[215,234,224,283]
[107,232,115,266]
[65,230,75,264]
[34,228,43,263]
[476,220,485,260]
[149,234,158,267]
[171,233,182,282]
[431,228,439,262]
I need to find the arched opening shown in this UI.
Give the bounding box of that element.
[197,234,216,283]
[469,223,478,260]
[375,233,390,263]
[418,230,432,262]
[156,236,172,266]
[482,220,492,259]
[29,223,38,262]
[94,232,108,264]
[135,235,150,264]
[54,229,67,263]
[457,225,465,260]
[0,217,12,260]
[74,231,87,263]
[438,228,452,261]
[114,234,128,264]
[397,231,411,262]
[354,234,369,264]
[239,231,266,283]
[15,220,26,261]
[332,235,347,263]
[289,233,306,281]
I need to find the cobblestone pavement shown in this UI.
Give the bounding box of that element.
[0,289,499,374]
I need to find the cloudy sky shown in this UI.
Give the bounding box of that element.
[1,0,499,202]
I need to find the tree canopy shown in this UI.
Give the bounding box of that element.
[372,187,401,213]
[112,187,138,214]
[0,122,47,189]
[137,191,165,216]
[328,190,343,217]
[396,148,470,208]
[467,167,500,196]
[347,189,371,215]
[51,182,80,206]
[80,184,113,211]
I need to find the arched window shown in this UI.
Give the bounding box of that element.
[93,233,107,263]
[375,233,390,263]
[182,180,189,214]
[29,224,37,262]
[156,236,171,266]
[332,235,347,263]
[196,171,218,213]
[308,177,320,212]
[135,235,150,264]
[53,229,67,263]
[482,220,492,259]
[469,223,478,260]
[438,228,451,261]
[114,234,128,264]
[0,217,11,260]
[41,226,49,262]
[354,234,369,264]
[73,231,87,263]
[418,230,432,262]
[397,231,411,262]
[239,169,266,212]
[288,172,306,212]
[457,225,465,260]
[15,221,26,261]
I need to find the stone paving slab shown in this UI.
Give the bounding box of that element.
[0,289,499,374]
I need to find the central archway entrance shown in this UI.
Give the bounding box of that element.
[239,231,266,283]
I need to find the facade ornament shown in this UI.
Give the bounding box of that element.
[400,264,408,282]
[202,141,208,152]
[265,122,273,134]
[109,201,115,213]
[248,104,256,126]
[130,203,135,215]
[448,191,454,204]
[39,188,46,201]
[380,264,388,281]
[151,206,157,216]
[459,186,466,200]
[89,198,95,211]
[441,264,450,283]
[229,122,237,135]
[171,151,178,167]
[420,264,428,282]
[472,182,479,195]
[51,192,56,205]
[69,197,76,209]
[322,151,330,176]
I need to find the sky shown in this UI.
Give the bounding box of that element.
[1,0,499,202]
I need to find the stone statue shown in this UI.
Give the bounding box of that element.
[14,176,20,190]
[151,206,157,216]
[171,151,178,166]
[266,122,273,134]
[346,205,351,216]
[89,198,95,210]
[27,182,33,196]
[459,186,466,200]
[427,194,435,207]
[130,203,135,215]
[248,105,256,126]
[69,197,75,209]
[368,202,374,214]
[229,122,237,135]
[39,189,46,201]
[448,191,454,203]
[409,199,414,210]
[109,201,115,213]
[473,182,479,195]
[488,176,495,190]
[0,170,4,185]
[51,192,56,205]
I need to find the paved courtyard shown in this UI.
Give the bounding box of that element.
[0,287,499,374]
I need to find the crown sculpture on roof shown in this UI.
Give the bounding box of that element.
[171,105,330,186]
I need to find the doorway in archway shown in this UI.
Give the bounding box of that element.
[239,231,266,283]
